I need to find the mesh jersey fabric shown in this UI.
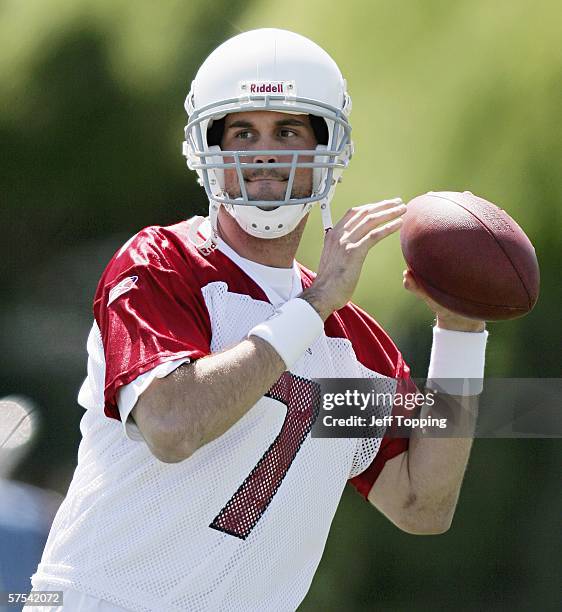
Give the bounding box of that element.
[32,219,414,612]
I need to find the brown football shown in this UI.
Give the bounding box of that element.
[400,191,540,320]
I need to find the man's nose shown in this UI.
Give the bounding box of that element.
[252,153,279,163]
[249,136,281,163]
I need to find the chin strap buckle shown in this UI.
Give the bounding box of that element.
[188,215,218,256]
[320,201,333,233]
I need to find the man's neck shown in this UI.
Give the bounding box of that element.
[216,207,307,269]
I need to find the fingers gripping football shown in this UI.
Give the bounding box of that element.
[342,199,406,249]
[303,198,406,319]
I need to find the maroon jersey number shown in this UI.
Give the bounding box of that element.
[210,372,321,540]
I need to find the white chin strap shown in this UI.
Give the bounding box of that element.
[225,201,312,239]
[187,197,333,256]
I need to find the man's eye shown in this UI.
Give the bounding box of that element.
[236,131,253,140]
[280,129,298,138]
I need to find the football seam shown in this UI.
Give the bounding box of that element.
[411,269,527,311]
[427,193,533,309]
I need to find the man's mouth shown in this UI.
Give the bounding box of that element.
[247,178,287,182]
[239,176,287,210]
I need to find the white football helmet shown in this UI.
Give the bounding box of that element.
[182,28,353,254]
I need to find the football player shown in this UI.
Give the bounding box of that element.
[31,29,487,611]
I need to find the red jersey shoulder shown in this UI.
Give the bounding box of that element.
[95,220,269,313]
[95,225,183,318]
[297,261,405,378]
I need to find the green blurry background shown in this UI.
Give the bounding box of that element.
[1,0,560,609]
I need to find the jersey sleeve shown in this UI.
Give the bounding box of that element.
[338,302,417,499]
[93,227,212,422]
[347,362,418,498]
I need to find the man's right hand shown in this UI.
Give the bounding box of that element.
[301,198,406,321]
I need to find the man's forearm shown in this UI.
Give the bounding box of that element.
[133,337,286,461]
[404,392,479,532]
[370,392,479,534]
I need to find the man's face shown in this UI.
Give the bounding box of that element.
[220,111,318,205]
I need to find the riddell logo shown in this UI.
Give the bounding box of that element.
[240,81,295,95]
[249,82,284,93]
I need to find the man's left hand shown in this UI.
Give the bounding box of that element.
[403,269,486,333]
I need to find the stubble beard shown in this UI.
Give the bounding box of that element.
[225,169,313,209]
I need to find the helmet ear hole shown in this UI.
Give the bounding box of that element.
[207,117,226,146]
[309,115,329,145]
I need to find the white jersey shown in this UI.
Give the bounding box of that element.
[32,219,414,611]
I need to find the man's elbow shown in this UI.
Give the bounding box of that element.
[392,510,454,536]
[132,403,197,464]
[142,427,195,463]
[396,518,452,536]
[148,440,193,464]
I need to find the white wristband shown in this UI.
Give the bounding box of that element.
[427,326,489,395]
[248,298,324,369]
